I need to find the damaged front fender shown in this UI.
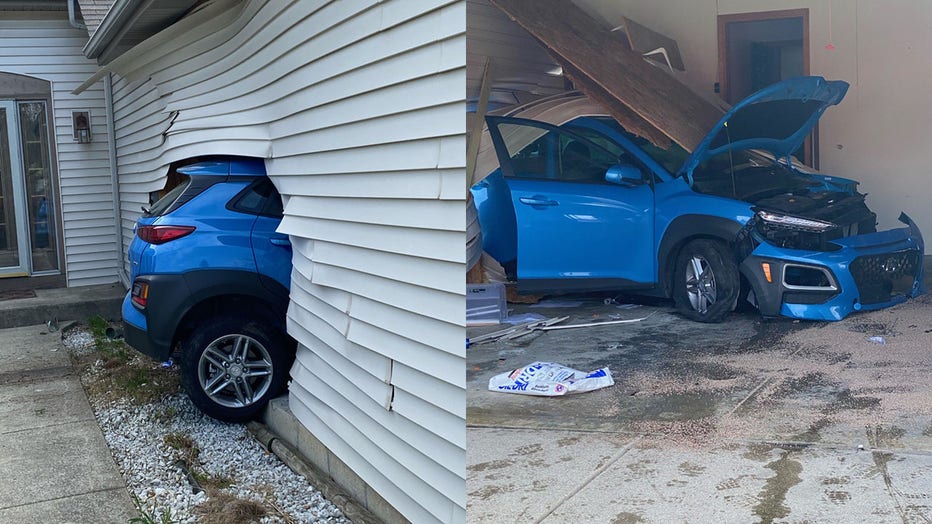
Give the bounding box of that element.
[736,212,925,321]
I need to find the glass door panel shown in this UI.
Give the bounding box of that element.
[18,101,58,272]
[0,101,29,276]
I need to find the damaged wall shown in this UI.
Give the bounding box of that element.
[106,0,465,522]
[576,0,932,249]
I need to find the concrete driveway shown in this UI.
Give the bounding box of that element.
[467,294,932,523]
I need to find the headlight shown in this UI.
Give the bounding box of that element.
[757,211,835,232]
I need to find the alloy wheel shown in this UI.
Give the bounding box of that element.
[685,255,717,314]
[197,334,273,408]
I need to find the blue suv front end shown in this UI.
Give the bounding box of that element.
[739,212,924,321]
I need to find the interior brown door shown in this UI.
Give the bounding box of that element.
[718,9,817,167]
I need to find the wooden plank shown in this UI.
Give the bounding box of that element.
[467,316,568,345]
[466,58,491,186]
[489,0,723,151]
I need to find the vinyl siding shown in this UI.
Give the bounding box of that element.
[0,15,118,286]
[106,1,465,521]
[75,0,115,36]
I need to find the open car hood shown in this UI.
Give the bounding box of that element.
[680,76,849,177]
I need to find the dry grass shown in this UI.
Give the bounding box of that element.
[256,484,298,524]
[193,490,267,524]
[163,432,199,466]
[193,470,234,491]
[69,316,181,405]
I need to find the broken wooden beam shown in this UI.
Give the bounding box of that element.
[489,0,723,152]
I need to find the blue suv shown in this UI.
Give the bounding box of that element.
[122,157,295,421]
[473,77,924,323]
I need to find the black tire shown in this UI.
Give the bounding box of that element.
[672,239,739,323]
[180,315,295,422]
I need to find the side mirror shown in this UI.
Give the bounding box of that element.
[605,164,644,186]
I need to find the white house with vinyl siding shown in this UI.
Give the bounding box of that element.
[0,9,119,288]
[73,0,467,522]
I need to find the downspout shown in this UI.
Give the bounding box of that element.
[105,73,130,288]
[68,0,87,31]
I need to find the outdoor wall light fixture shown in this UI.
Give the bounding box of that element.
[72,110,91,142]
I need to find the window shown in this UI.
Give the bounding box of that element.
[497,122,624,183]
[146,177,191,216]
[588,117,690,175]
[229,178,283,218]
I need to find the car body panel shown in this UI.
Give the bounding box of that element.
[252,214,291,291]
[742,216,924,321]
[681,77,849,179]
[508,176,654,288]
[472,77,924,322]
[136,182,259,273]
[122,157,291,360]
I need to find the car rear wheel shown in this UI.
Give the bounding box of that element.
[673,239,739,323]
[180,315,293,422]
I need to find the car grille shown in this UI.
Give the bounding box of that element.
[850,249,921,305]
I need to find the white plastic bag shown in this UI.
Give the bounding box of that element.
[488,361,614,396]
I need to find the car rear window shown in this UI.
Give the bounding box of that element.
[228,178,283,218]
[144,175,227,217]
[145,176,191,216]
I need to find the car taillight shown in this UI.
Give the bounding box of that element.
[131,280,149,308]
[137,225,195,244]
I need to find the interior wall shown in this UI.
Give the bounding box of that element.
[576,0,932,244]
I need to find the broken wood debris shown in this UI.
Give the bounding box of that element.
[467,311,656,347]
[538,312,655,331]
[467,316,569,347]
[489,0,722,151]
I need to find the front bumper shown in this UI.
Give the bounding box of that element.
[740,213,924,321]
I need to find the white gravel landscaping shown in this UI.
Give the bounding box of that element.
[64,327,351,524]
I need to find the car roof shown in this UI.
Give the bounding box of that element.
[177,156,266,177]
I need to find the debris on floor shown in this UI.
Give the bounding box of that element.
[467,316,569,347]
[537,312,653,331]
[529,298,588,308]
[467,282,507,326]
[503,312,547,325]
[488,361,614,396]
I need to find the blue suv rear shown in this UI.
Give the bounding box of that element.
[122,156,294,421]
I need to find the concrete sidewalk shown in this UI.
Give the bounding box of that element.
[0,324,136,522]
[0,283,124,329]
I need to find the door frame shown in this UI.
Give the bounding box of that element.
[0,72,66,289]
[717,9,810,104]
[0,100,30,277]
[717,9,817,167]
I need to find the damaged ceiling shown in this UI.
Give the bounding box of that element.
[473,0,725,152]
[466,0,566,108]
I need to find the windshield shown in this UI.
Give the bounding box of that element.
[591,117,690,174]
